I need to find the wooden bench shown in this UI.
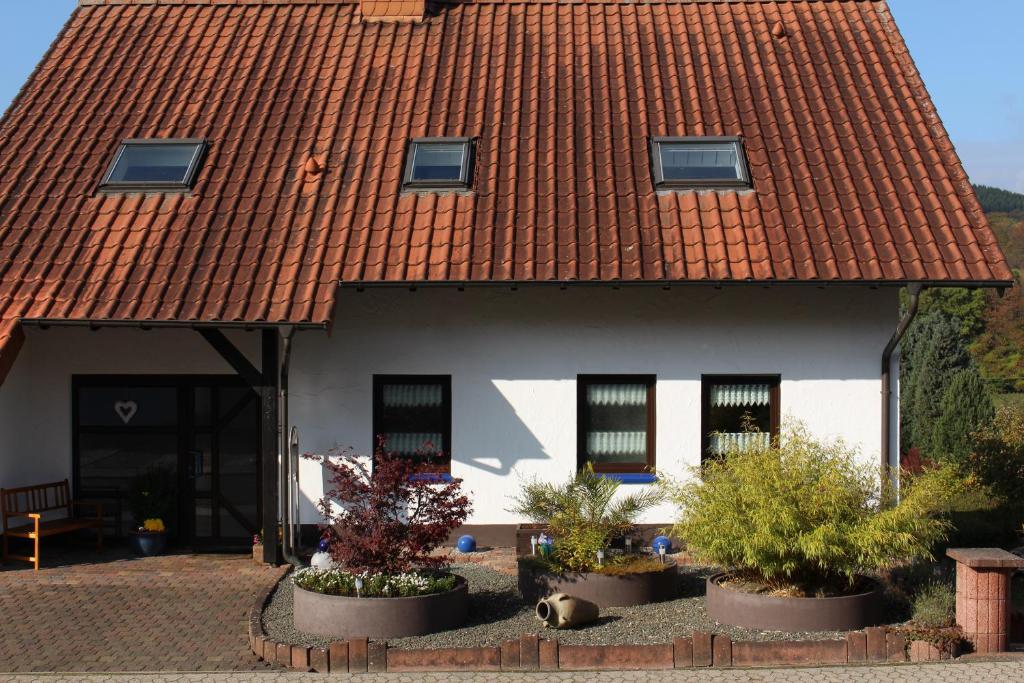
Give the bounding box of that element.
[1,479,103,570]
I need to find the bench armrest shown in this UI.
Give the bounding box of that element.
[3,512,41,531]
[4,512,41,520]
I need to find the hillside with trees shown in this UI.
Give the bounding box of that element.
[902,186,1024,407]
[974,184,1024,214]
[899,187,1024,438]
[969,188,1024,394]
[896,185,1024,546]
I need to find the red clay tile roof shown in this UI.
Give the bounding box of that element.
[0,0,1013,382]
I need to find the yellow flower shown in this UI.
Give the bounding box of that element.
[143,518,165,533]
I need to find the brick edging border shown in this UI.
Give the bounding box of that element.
[247,572,952,673]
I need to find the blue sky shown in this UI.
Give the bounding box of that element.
[0,1,1022,191]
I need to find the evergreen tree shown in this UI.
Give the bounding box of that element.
[932,368,994,465]
[973,184,1024,214]
[900,310,992,461]
[901,312,968,453]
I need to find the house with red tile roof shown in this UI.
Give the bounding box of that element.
[0,0,1011,561]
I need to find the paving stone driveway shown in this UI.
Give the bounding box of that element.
[0,548,285,673]
[0,661,1023,681]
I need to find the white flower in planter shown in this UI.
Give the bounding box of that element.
[310,551,338,570]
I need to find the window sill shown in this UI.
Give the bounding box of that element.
[595,472,658,484]
[409,473,453,483]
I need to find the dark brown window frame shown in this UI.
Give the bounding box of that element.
[98,138,208,193]
[700,374,780,462]
[577,374,656,474]
[372,374,453,474]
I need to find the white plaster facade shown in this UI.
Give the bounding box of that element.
[0,286,900,528]
[0,327,260,494]
[292,286,899,525]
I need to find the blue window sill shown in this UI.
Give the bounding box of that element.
[409,473,454,483]
[596,473,658,484]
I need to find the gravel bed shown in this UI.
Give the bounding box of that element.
[262,564,870,649]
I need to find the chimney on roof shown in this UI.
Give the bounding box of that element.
[359,0,426,22]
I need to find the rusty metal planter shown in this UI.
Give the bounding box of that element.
[293,577,468,639]
[518,562,677,608]
[706,573,884,632]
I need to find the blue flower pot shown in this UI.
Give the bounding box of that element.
[129,532,167,557]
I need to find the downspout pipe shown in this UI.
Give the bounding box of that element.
[279,328,303,567]
[880,283,924,484]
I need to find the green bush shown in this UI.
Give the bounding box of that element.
[509,465,663,572]
[969,406,1024,502]
[911,582,955,628]
[666,425,967,595]
[947,405,1024,546]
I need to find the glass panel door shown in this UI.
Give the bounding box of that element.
[188,385,260,549]
[76,384,180,537]
[74,376,260,550]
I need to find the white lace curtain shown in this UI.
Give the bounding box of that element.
[708,431,770,455]
[586,431,647,458]
[586,384,647,407]
[382,432,442,455]
[710,383,771,408]
[382,384,443,408]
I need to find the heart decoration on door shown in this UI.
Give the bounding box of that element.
[114,400,139,425]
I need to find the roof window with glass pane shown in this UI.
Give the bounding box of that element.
[100,139,206,192]
[651,137,750,189]
[403,138,473,191]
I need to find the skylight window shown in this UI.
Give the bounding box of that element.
[100,139,206,191]
[403,138,473,190]
[651,137,750,189]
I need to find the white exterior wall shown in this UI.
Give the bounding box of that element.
[0,327,260,491]
[0,287,899,528]
[291,286,900,525]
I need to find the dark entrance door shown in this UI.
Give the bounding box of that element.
[73,376,261,551]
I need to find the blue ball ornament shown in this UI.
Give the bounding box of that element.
[318,537,331,552]
[652,535,672,554]
[456,534,477,553]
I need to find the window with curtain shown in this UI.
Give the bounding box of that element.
[701,375,780,460]
[577,375,656,473]
[373,376,452,473]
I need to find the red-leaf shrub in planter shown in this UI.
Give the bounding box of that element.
[304,441,472,575]
[296,443,473,639]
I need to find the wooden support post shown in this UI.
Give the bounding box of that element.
[197,328,263,391]
[260,328,280,565]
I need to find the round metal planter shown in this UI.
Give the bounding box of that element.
[705,572,885,632]
[518,563,677,608]
[293,577,468,639]
[128,531,166,557]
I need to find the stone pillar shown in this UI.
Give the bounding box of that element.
[947,548,1024,654]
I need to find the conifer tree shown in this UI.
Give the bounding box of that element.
[901,312,965,453]
[932,369,995,465]
[900,309,993,463]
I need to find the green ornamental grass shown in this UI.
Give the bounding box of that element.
[510,465,663,572]
[667,424,967,595]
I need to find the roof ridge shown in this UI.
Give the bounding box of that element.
[78,0,879,6]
